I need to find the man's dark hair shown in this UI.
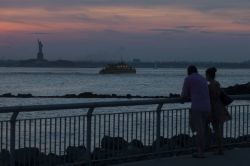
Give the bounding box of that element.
[187,65,198,75]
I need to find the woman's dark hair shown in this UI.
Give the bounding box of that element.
[206,67,217,79]
[187,65,198,75]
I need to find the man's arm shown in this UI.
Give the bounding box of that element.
[181,77,190,98]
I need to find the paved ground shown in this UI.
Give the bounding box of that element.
[116,148,250,166]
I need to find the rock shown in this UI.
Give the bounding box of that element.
[17,93,33,98]
[111,94,117,97]
[0,149,10,166]
[77,92,113,98]
[66,145,88,163]
[126,145,142,155]
[78,92,94,98]
[161,144,175,153]
[223,82,250,95]
[126,94,132,98]
[15,147,40,166]
[170,134,192,149]
[223,137,236,144]
[64,94,77,98]
[101,136,128,151]
[237,135,250,142]
[129,140,144,149]
[41,153,64,166]
[37,152,47,165]
[92,148,107,160]
[143,145,153,154]
[124,140,144,156]
[1,93,14,97]
[169,93,181,98]
[152,136,169,150]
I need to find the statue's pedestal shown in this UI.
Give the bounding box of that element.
[37,52,44,61]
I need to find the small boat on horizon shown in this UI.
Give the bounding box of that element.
[99,62,136,74]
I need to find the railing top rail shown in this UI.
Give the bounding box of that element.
[0,98,186,113]
[0,94,250,114]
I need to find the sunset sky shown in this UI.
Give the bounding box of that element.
[0,0,250,62]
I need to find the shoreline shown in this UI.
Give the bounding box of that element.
[1,60,250,69]
[1,82,249,99]
[0,92,175,99]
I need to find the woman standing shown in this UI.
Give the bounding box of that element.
[206,67,227,155]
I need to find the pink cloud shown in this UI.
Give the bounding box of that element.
[0,5,249,35]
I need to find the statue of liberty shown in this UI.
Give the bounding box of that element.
[37,39,44,61]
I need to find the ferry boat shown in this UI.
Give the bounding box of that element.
[99,62,136,74]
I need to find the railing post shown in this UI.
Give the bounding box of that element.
[156,104,163,156]
[10,112,19,166]
[87,107,94,165]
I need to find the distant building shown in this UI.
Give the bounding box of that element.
[37,39,44,61]
[133,58,141,63]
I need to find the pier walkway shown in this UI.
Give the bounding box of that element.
[117,148,250,166]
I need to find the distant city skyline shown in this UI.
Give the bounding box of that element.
[0,0,249,62]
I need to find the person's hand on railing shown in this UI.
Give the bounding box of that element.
[180,98,185,104]
[180,97,190,104]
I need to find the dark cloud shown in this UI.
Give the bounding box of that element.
[199,31,216,34]
[150,28,187,33]
[227,33,250,37]
[0,18,26,24]
[199,31,250,38]
[150,25,206,34]
[0,16,50,28]
[0,0,249,10]
[102,29,122,34]
[29,32,53,35]
[233,19,250,25]
[72,13,97,22]
[66,12,129,25]
[175,25,207,30]
[0,43,11,48]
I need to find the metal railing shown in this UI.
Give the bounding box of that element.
[0,95,250,166]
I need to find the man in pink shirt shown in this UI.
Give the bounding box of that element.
[181,65,211,158]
